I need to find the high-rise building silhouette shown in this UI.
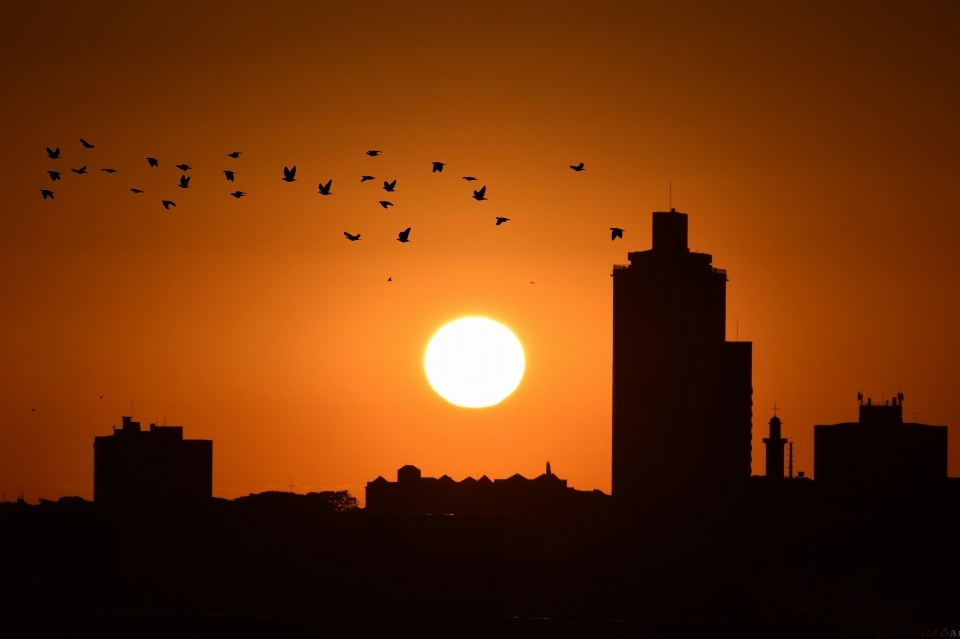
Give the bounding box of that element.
[612,209,752,506]
[94,416,212,506]
[814,396,947,488]
[763,414,788,479]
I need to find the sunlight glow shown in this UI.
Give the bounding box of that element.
[424,317,525,408]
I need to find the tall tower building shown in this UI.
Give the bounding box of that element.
[612,209,752,507]
[763,414,787,479]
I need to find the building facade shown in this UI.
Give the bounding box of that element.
[366,463,610,516]
[763,415,788,479]
[612,210,753,506]
[94,416,212,506]
[814,397,947,488]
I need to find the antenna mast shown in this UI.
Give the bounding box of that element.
[788,440,794,479]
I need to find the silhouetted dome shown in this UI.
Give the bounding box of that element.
[769,415,782,427]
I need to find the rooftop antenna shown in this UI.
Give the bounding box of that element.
[772,402,778,416]
[788,439,794,479]
[287,476,295,494]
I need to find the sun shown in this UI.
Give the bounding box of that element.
[424,317,525,408]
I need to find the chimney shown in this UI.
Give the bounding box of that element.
[652,209,688,253]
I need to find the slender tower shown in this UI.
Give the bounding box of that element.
[763,414,787,479]
[612,209,753,508]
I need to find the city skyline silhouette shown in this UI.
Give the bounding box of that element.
[3,2,959,506]
[4,2,959,633]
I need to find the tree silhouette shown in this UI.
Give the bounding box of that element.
[310,490,358,512]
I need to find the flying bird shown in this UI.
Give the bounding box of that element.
[472,186,487,201]
[610,227,624,240]
[230,191,246,198]
[344,232,361,241]
[387,277,392,281]
[46,147,60,159]
[571,162,585,171]
[102,168,117,173]
[71,166,87,174]
[80,139,95,149]
[463,176,477,181]
[161,200,176,209]
[147,157,159,167]
[224,170,235,181]
[379,200,393,209]
[318,180,332,195]
[99,396,103,399]
[282,166,296,182]
[130,188,144,194]
[495,217,510,225]
[176,164,191,171]
[178,175,190,188]
[383,180,396,192]
[228,151,242,158]
[47,171,61,181]
[397,227,411,243]
[366,150,382,156]
[432,162,445,172]
[40,189,54,199]
[360,175,375,182]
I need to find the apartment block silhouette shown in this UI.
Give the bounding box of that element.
[94,416,212,506]
[612,210,752,506]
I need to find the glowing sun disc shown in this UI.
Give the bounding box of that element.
[424,317,525,408]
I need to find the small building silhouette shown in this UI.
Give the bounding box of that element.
[814,396,947,488]
[365,463,609,516]
[763,414,788,479]
[93,416,212,506]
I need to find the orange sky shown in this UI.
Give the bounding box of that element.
[2,0,958,503]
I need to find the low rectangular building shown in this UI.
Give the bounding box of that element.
[94,416,212,506]
[366,463,610,516]
[814,399,947,488]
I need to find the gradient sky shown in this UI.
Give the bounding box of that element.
[2,0,958,503]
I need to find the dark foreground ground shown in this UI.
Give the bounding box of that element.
[2,482,959,638]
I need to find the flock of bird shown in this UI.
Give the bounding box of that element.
[39,141,626,243]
